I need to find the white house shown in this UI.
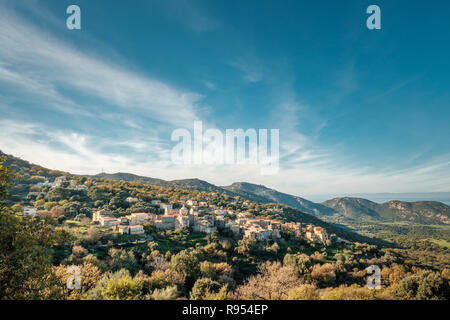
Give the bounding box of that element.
[72,185,88,191]
[186,199,197,206]
[129,225,145,235]
[126,212,151,225]
[22,207,36,217]
[214,209,227,216]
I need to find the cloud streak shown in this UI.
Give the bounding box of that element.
[0,5,203,127]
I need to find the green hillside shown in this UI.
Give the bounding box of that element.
[223,182,337,216]
[322,197,450,225]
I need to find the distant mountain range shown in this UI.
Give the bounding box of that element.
[2,150,449,226]
[94,173,450,225]
[304,192,450,206]
[222,182,337,216]
[94,173,228,194]
[0,151,384,245]
[323,197,450,225]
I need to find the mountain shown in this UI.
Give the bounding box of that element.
[94,173,236,195]
[223,182,337,216]
[377,200,450,225]
[5,150,447,226]
[322,197,450,225]
[1,151,387,245]
[0,150,67,178]
[94,175,450,225]
[94,176,336,216]
[95,172,167,186]
[322,197,380,219]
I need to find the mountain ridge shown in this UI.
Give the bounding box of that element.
[222,182,338,216]
[322,197,450,225]
[2,150,449,225]
[95,173,450,225]
[0,150,388,246]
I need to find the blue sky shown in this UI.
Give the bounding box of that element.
[0,0,449,195]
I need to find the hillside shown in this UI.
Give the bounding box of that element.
[223,182,338,216]
[4,150,448,227]
[94,175,450,225]
[322,197,380,219]
[94,173,238,196]
[94,172,168,186]
[322,197,450,225]
[378,200,450,225]
[1,151,388,245]
[0,150,66,178]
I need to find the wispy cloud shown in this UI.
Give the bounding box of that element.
[156,0,219,33]
[229,58,264,83]
[1,115,449,195]
[0,3,207,177]
[365,74,423,104]
[0,5,203,128]
[0,118,172,174]
[204,81,216,90]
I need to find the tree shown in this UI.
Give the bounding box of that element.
[310,263,337,287]
[288,284,320,300]
[63,202,81,219]
[46,187,71,202]
[235,237,261,256]
[190,278,221,300]
[234,262,302,300]
[397,275,419,299]
[283,253,311,275]
[87,226,101,243]
[109,196,127,209]
[170,249,201,284]
[0,214,59,299]
[88,187,105,202]
[210,231,220,242]
[108,248,138,274]
[204,284,231,300]
[0,214,62,299]
[320,284,376,300]
[86,269,130,299]
[34,199,45,209]
[380,264,406,286]
[50,205,65,219]
[149,285,180,300]
[397,271,450,300]
[0,156,13,209]
[102,273,144,300]
[83,254,107,272]
[214,262,234,286]
[0,158,64,299]
[10,203,22,214]
[200,261,217,279]
[146,251,169,272]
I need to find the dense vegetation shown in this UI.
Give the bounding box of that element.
[0,153,449,300]
[323,197,450,225]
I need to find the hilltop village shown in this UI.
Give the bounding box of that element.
[93,200,329,243]
[3,153,450,301]
[20,174,332,245]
